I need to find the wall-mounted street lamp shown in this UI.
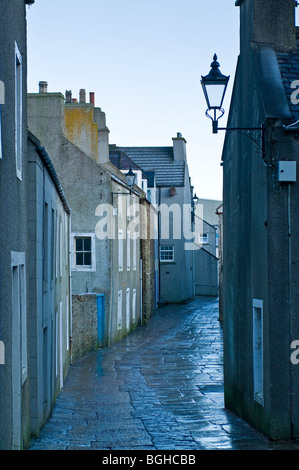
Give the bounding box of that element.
[201,54,230,134]
[191,193,199,223]
[124,166,136,188]
[111,166,136,203]
[201,54,265,159]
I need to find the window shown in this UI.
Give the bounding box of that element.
[11,252,26,449]
[127,230,131,271]
[43,203,49,291]
[199,233,208,244]
[72,233,96,271]
[133,233,137,271]
[0,79,4,159]
[15,42,22,180]
[118,229,124,272]
[11,252,27,384]
[0,340,4,365]
[253,299,264,406]
[126,288,130,331]
[132,288,136,322]
[160,245,174,262]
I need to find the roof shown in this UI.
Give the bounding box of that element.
[255,45,292,121]
[109,149,148,180]
[276,30,299,125]
[197,198,223,226]
[114,146,185,187]
[28,131,71,215]
[109,149,141,171]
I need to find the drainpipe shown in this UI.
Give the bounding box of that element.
[140,258,143,325]
[69,213,73,365]
[288,183,294,437]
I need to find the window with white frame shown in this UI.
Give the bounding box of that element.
[0,80,4,160]
[199,233,208,244]
[126,288,130,331]
[118,229,124,271]
[159,245,174,262]
[133,232,137,271]
[127,230,131,271]
[132,288,136,322]
[15,42,22,180]
[72,233,96,271]
[11,251,27,385]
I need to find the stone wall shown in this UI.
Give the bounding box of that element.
[71,294,98,362]
[140,200,156,323]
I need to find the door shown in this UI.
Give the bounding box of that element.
[96,294,105,347]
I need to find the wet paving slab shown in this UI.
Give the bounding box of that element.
[30,297,299,451]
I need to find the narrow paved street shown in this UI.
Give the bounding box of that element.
[30,297,299,451]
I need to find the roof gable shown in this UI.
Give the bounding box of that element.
[116,146,185,187]
[276,31,299,124]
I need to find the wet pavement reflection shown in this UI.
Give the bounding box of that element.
[30,297,299,450]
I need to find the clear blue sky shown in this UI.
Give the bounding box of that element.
[26,1,255,200]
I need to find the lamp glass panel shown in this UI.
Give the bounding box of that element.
[205,83,226,109]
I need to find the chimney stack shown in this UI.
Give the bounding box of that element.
[39,81,48,93]
[79,89,86,103]
[65,90,72,103]
[89,92,95,106]
[172,132,187,162]
[236,0,297,54]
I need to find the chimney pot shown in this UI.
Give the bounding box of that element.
[90,92,95,106]
[79,89,86,103]
[39,81,48,93]
[65,90,72,103]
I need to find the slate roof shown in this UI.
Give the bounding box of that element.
[276,31,299,124]
[114,146,186,187]
[28,131,71,215]
[109,149,142,172]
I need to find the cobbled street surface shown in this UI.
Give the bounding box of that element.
[30,297,299,451]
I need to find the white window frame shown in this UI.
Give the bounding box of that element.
[127,230,131,271]
[159,245,174,262]
[253,299,264,406]
[15,42,22,180]
[118,229,124,272]
[0,79,4,160]
[133,232,137,271]
[132,288,136,322]
[126,288,130,331]
[199,233,209,244]
[72,233,96,272]
[11,251,27,385]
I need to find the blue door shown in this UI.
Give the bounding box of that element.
[96,294,105,347]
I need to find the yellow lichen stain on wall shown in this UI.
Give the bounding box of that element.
[64,106,98,162]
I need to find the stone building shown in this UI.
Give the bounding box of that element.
[116,134,196,304]
[0,0,32,449]
[109,147,158,318]
[0,0,71,449]
[27,132,71,438]
[27,87,149,356]
[193,217,218,297]
[222,0,299,440]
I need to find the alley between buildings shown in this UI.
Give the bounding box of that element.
[30,297,299,451]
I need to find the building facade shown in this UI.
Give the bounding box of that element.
[0,1,71,449]
[0,0,31,449]
[27,132,71,437]
[27,88,149,354]
[194,217,218,297]
[116,133,196,304]
[222,0,299,440]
